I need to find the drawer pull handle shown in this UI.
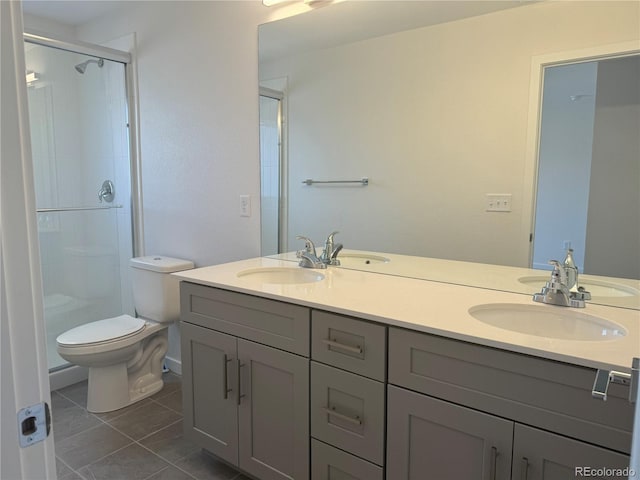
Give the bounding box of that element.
[222,354,233,399]
[322,338,363,355]
[520,457,529,480]
[322,406,362,426]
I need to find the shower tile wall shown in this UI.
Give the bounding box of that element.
[26,43,134,369]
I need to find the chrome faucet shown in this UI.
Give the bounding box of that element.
[533,260,587,308]
[320,231,343,266]
[295,235,327,269]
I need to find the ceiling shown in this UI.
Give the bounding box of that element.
[21,0,124,26]
[259,0,531,64]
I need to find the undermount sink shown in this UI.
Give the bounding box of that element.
[338,253,390,266]
[518,276,639,298]
[469,303,627,341]
[237,267,325,284]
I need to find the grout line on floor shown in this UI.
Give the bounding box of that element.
[137,442,199,480]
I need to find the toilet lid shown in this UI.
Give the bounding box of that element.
[57,314,145,346]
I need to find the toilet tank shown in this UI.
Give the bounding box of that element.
[130,256,194,323]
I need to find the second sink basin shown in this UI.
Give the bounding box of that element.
[338,253,390,266]
[469,303,627,341]
[237,267,325,284]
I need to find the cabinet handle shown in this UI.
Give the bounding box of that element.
[322,406,362,426]
[222,355,232,399]
[322,338,363,355]
[489,446,497,480]
[520,457,529,480]
[237,359,245,405]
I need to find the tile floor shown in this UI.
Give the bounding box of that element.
[52,373,250,480]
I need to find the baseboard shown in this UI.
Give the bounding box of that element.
[49,365,88,391]
[164,355,182,375]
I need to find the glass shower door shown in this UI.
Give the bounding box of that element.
[25,42,135,370]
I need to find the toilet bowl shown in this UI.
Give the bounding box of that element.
[56,256,194,413]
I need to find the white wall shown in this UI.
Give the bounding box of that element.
[74,1,267,269]
[260,1,640,267]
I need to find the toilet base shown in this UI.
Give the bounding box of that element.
[86,365,165,412]
[84,329,169,413]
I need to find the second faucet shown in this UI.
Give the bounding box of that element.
[296,231,343,268]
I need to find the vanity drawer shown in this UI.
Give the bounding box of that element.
[180,282,310,356]
[388,327,634,454]
[311,310,386,381]
[311,439,383,480]
[310,361,385,466]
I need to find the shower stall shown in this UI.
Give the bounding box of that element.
[24,35,140,383]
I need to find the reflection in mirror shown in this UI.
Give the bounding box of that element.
[533,55,639,280]
[259,89,283,256]
[258,1,640,307]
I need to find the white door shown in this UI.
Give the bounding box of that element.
[1,0,57,478]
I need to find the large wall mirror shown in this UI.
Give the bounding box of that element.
[258,0,640,306]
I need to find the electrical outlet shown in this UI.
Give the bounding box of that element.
[485,194,512,212]
[240,195,251,217]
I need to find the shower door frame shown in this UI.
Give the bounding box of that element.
[24,31,144,258]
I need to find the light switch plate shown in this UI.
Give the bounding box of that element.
[240,195,251,217]
[486,194,512,212]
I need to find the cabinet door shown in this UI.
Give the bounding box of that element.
[387,385,513,480]
[238,339,309,480]
[181,322,238,465]
[513,424,630,480]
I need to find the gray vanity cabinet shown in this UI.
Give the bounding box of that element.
[180,281,633,480]
[387,327,632,480]
[181,282,310,480]
[387,385,514,479]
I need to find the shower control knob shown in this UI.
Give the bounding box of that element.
[98,180,115,203]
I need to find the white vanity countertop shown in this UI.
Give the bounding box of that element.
[174,257,640,372]
[270,250,640,310]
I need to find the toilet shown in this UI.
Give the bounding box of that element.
[56,255,194,413]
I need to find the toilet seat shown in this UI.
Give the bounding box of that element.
[57,314,145,347]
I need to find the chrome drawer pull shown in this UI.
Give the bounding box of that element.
[322,338,363,355]
[322,406,362,426]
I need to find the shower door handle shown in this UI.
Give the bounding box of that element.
[98,180,115,203]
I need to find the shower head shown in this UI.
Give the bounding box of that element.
[74,58,104,74]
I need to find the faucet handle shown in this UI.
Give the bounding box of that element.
[296,235,317,256]
[548,260,568,287]
[326,231,339,242]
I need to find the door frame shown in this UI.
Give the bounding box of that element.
[1,0,56,477]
